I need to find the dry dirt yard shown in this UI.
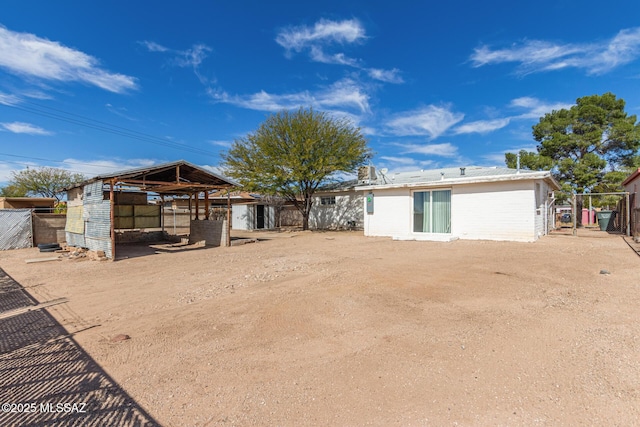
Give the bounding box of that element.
[1,230,639,426]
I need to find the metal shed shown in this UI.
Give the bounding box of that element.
[64,160,236,259]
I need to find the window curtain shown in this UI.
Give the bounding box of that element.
[413,191,430,232]
[432,190,451,233]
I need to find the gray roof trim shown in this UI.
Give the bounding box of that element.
[356,167,560,191]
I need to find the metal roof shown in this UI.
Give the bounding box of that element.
[67,160,238,195]
[357,166,560,190]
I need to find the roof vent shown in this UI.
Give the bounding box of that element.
[440,172,445,180]
[460,167,466,176]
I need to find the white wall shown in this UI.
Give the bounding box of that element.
[231,204,275,230]
[451,181,536,242]
[364,180,542,242]
[363,187,411,238]
[310,191,363,229]
[232,204,252,230]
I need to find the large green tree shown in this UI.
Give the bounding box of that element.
[506,93,640,222]
[221,107,371,230]
[3,167,85,202]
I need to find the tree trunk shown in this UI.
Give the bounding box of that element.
[576,194,583,227]
[302,213,309,231]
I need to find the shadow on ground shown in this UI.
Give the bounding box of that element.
[0,268,160,426]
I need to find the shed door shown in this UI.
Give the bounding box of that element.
[256,205,265,229]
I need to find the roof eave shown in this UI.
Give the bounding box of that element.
[356,172,558,191]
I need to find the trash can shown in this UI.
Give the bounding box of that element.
[596,210,612,231]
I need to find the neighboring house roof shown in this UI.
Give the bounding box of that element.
[0,197,57,208]
[622,168,640,186]
[357,166,560,191]
[66,160,238,195]
[316,179,359,193]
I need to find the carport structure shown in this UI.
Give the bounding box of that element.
[65,160,237,259]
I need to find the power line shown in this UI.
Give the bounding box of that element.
[0,152,123,169]
[1,99,220,157]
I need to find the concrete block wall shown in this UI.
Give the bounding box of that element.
[32,213,67,245]
[189,220,228,246]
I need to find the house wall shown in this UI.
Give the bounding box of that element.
[310,191,363,229]
[363,180,542,242]
[451,181,536,242]
[624,175,640,209]
[624,175,640,238]
[363,187,412,238]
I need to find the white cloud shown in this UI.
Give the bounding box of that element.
[309,46,360,66]
[398,142,458,157]
[210,78,370,113]
[1,121,52,135]
[0,158,158,183]
[0,25,137,93]
[385,105,464,138]
[139,41,169,52]
[510,96,573,119]
[0,92,20,105]
[275,18,404,85]
[453,118,511,134]
[141,40,213,84]
[470,27,640,75]
[209,140,232,148]
[379,156,417,165]
[366,68,404,84]
[482,145,538,166]
[275,18,366,52]
[60,158,157,178]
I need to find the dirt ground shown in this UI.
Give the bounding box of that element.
[1,229,639,426]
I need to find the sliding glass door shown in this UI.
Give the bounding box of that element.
[413,190,451,233]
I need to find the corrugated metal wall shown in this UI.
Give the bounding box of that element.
[0,209,33,250]
[83,181,112,256]
[64,180,112,257]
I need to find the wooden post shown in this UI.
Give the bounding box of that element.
[160,195,165,233]
[204,191,209,220]
[626,192,631,236]
[227,190,231,247]
[572,194,577,236]
[195,191,200,220]
[110,179,116,260]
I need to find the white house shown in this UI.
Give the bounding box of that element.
[357,166,560,242]
[309,180,363,229]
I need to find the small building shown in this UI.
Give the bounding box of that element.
[309,180,363,229]
[209,192,277,230]
[64,160,236,259]
[358,166,560,242]
[0,197,56,212]
[622,168,640,237]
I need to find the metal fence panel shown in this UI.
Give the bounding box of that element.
[0,209,33,250]
[65,232,85,248]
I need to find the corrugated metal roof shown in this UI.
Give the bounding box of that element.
[66,160,238,195]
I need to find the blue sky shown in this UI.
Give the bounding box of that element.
[2,1,640,184]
